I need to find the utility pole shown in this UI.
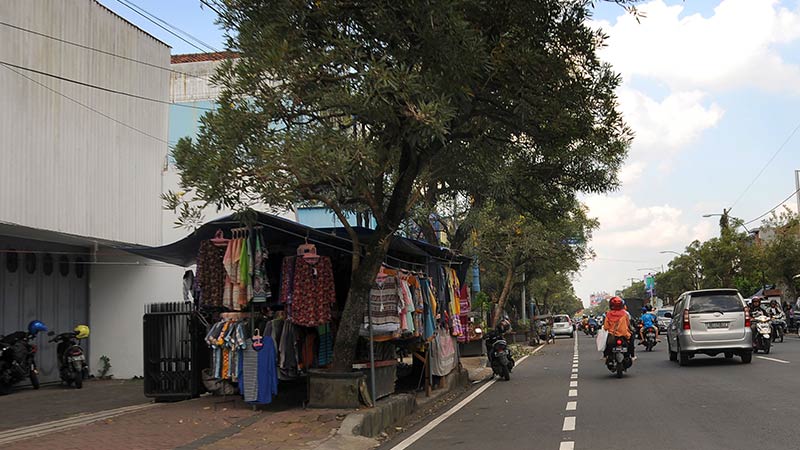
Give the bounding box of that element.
[795,170,800,215]
[521,272,527,322]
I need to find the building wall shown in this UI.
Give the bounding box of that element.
[0,0,169,246]
[89,249,183,378]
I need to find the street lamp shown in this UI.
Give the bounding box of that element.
[702,213,751,234]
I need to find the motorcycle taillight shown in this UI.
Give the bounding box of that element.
[30,344,37,354]
[616,339,623,346]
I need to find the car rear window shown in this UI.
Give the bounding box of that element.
[688,294,743,313]
[554,316,570,323]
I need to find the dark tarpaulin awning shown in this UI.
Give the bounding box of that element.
[118,211,467,268]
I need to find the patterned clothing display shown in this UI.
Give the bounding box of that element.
[363,275,403,334]
[205,319,247,380]
[281,256,336,327]
[457,283,472,343]
[197,240,225,307]
[252,234,271,302]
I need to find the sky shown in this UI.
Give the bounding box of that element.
[102,0,800,305]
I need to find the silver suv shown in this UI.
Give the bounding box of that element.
[666,289,752,366]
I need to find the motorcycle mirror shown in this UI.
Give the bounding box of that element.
[47,331,55,336]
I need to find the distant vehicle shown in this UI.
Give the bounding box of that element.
[666,289,752,366]
[656,308,673,332]
[552,315,575,338]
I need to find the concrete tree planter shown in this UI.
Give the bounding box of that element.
[307,369,366,409]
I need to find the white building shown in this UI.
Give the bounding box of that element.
[0,0,182,382]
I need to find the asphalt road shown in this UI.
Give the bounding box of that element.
[384,331,800,450]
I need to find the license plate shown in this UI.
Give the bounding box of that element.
[707,322,728,329]
[614,347,627,353]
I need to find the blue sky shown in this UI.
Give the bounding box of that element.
[102,0,800,304]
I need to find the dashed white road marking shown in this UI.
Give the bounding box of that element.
[566,401,577,411]
[572,364,579,368]
[571,368,578,373]
[562,416,576,431]
[559,442,575,450]
[568,389,578,397]
[756,356,790,364]
[570,381,578,387]
[570,374,578,379]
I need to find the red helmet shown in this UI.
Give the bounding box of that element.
[609,296,624,310]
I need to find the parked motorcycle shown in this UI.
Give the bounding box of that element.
[0,321,49,395]
[605,336,633,378]
[49,325,90,389]
[486,331,514,381]
[752,315,772,354]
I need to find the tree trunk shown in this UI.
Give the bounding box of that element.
[491,265,515,327]
[331,235,392,372]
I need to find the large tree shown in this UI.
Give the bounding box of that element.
[174,0,630,370]
[471,200,596,325]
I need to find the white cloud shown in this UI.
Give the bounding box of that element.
[618,161,645,184]
[618,88,724,155]
[585,194,714,249]
[594,0,800,93]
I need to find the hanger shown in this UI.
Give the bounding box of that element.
[211,229,229,248]
[297,232,320,263]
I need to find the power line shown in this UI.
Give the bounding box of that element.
[0,20,208,81]
[0,63,174,148]
[729,118,800,211]
[115,0,218,53]
[744,186,800,225]
[199,0,224,17]
[0,59,213,111]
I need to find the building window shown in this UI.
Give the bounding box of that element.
[75,257,85,278]
[43,254,54,276]
[25,253,36,274]
[6,250,18,273]
[59,256,70,277]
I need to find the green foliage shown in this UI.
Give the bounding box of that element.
[763,210,800,300]
[175,0,632,369]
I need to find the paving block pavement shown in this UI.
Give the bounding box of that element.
[0,394,378,450]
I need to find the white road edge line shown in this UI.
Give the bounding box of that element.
[568,389,577,397]
[388,344,547,450]
[570,374,578,379]
[569,381,577,387]
[756,356,790,364]
[562,416,576,431]
[560,441,575,450]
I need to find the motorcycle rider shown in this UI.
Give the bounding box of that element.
[603,296,635,360]
[638,305,659,343]
[750,296,767,317]
[588,315,599,332]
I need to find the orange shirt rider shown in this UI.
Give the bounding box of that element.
[603,296,635,358]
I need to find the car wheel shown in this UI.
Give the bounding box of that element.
[570,333,574,338]
[668,342,677,361]
[724,352,733,359]
[677,342,690,367]
[741,351,752,364]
